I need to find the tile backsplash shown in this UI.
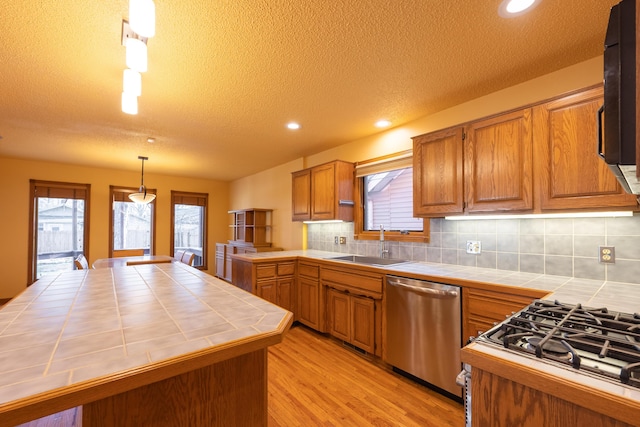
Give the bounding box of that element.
[306,215,640,284]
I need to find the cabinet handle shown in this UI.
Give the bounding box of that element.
[338,200,355,206]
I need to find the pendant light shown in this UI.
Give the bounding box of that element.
[129,156,156,204]
[129,0,156,38]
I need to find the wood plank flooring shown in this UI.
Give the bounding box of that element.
[17,324,464,427]
[268,324,463,427]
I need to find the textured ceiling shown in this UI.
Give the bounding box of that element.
[0,0,619,181]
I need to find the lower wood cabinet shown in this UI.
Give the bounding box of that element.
[255,262,295,312]
[327,288,375,354]
[462,286,549,342]
[297,261,323,331]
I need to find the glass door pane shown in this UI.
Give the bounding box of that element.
[174,204,204,267]
[35,197,85,278]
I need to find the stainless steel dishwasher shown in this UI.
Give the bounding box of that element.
[385,275,462,397]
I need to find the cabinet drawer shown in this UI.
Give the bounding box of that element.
[256,264,277,279]
[277,262,295,276]
[299,263,319,279]
[321,268,383,295]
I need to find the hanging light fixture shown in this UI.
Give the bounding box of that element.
[129,0,156,38]
[123,68,142,96]
[129,156,156,204]
[125,37,148,73]
[121,91,138,115]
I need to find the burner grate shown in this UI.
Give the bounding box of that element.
[484,300,640,388]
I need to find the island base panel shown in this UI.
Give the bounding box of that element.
[82,349,267,427]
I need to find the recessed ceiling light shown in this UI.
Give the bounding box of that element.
[147,137,155,143]
[498,0,539,18]
[375,120,392,128]
[286,122,301,130]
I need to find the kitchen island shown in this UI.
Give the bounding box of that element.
[0,263,292,426]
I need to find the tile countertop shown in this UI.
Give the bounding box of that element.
[0,262,291,422]
[232,249,640,314]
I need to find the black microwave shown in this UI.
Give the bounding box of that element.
[598,0,638,194]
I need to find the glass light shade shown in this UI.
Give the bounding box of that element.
[129,0,156,38]
[121,91,138,115]
[129,187,156,204]
[123,69,142,96]
[125,37,148,73]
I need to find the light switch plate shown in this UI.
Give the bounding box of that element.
[466,240,481,254]
[599,246,615,263]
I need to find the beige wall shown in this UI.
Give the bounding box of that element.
[230,56,605,251]
[0,157,229,298]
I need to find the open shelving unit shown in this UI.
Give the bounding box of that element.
[228,208,273,247]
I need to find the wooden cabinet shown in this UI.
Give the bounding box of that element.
[462,287,548,342]
[413,127,464,216]
[413,108,533,216]
[297,261,323,331]
[321,264,382,356]
[465,109,533,213]
[229,208,273,248]
[533,86,638,211]
[327,288,375,354]
[291,160,355,222]
[414,86,638,218]
[256,262,295,312]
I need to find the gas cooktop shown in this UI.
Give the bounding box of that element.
[477,300,640,389]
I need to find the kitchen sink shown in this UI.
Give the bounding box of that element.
[329,255,408,266]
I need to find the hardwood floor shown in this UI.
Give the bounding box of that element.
[268,324,464,427]
[17,324,464,427]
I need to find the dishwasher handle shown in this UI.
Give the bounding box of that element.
[387,279,459,298]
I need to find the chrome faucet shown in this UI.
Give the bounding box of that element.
[380,225,389,258]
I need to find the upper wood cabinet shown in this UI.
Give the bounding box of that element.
[291,160,355,222]
[533,86,638,210]
[413,127,464,216]
[413,108,533,216]
[414,86,638,217]
[465,108,533,213]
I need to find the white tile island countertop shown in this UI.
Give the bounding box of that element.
[0,262,292,427]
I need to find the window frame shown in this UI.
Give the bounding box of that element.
[28,179,91,284]
[354,150,430,243]
[170,190,208,270]
[109,185,157,257]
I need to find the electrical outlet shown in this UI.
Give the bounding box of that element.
[466,240,481,254]
[339,236,346,244]
[334,236,339,244]
[599,246,615,263]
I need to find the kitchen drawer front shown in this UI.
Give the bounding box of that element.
[256,264,277,279]
[298,262,319,279]
[321,267,383,295]
[277,262,295,276]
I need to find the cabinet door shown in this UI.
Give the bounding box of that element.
[413,127,464,216]
[297,277,320,330]
[277,277,295,312]
[350,295,375,353]
[292,169,311,221]
[465,108,533,213]
[533,87,638,210]
[328,288,350,342]
[257,279,277,305]
[310,162,336,220]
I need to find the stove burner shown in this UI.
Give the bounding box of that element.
[481,300,640,389]
[526,336,570,355]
